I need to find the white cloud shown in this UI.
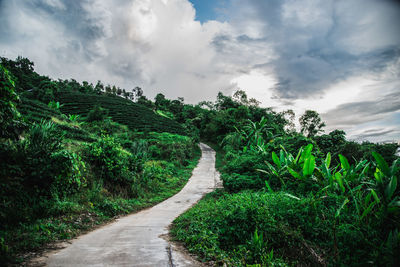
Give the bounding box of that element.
[0,0,399,142]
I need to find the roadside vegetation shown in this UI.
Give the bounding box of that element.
[0,57,199,264]
[167,93,399,265]
[1,56,398,266]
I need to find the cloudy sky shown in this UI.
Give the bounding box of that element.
[0,0,399,142]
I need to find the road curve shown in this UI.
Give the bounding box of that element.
[46,143,220,267]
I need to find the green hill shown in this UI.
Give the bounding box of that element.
[56,91,187,135]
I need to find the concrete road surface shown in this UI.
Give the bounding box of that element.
[45,143,220,267]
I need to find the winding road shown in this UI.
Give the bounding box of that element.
[45,143,220,266]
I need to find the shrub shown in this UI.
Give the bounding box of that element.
[0,121,86,226]
[221,150,266,192]
[84,135,133,188]
[172,191,382,266]
[85,105,109,122]
[21,121,86,196]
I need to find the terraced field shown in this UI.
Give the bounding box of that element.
[56,91,187,135]
[18,97,62,122]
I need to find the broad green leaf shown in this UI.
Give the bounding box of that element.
[374,169,383,183]
[391,158,399,175]
[372,151,390,176]
[370,189,380,204]
[300,144,313,163]
[303,155,315,177]
[288,167,301,179]
[272,152,281,169]
[335,172,345,192]
[339,154,350,171]
[355,160,368,172]
[325,152,331,168]
[386,176,397,200]
[321,163,331,180]
[265,180,274,193]
[294,147,303,164]
[280,150,285,165]
[335,198,349,218]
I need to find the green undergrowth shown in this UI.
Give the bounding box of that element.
[0,117,201,265]
[2,149,200,264]
[171,141,399,266]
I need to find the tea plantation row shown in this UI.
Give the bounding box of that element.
[56,91,187,135]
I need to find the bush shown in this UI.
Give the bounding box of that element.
[0,121,86,226]
[172,191,382,266]
[84,135,135,195]
[140,132,196,164]
[221,150,266,192]
[85,105,109,122]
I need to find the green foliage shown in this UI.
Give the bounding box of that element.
[20,121,87,196]
[0,64,23,139]
[84,135,133,187]
[221,150,266,192]
[85,105,109,122]
[48,100,63,110]
[174,137,399,266]
[172,191,336,266]
[0,121,86,227]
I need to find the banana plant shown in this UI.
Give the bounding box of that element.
[370,152,399,214]
[286,144,317,180]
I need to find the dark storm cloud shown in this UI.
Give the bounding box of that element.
[353,128,400,141]
[222,0,400,98]
[323,90,400,126]
[358,128,396,138]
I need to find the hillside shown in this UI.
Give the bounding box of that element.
[0,58,198,265]
[56,91,187,135]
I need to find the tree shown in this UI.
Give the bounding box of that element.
[248,98,260,107]
[36,80,58,103]
[282,109,296,133]
[112,85,117,95]
[116,87,122,95]
[155,93,169,109]
[299,110,325,138]
[129,86,143,101]
[94,80,104,94]
[233,90,249,105]
[137,96,154,109]
[81,81,94,93]
[105,85,112,95]
[215,92,239,110]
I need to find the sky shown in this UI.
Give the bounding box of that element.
[0,0,399,142]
